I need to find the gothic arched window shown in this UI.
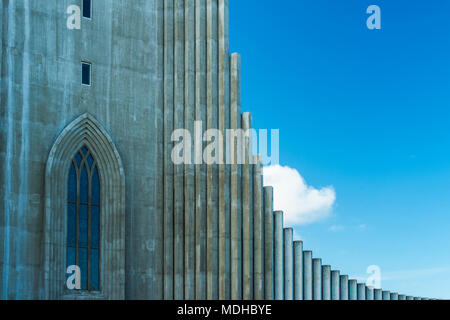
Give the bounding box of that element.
[67,146,100,291]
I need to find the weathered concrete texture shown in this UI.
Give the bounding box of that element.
[382,291,391,300]
[273,211,284,300]
[253,156,263,299]
[263,186,274,300]
[312,258,322,300]
[349,280,357,300]
[322,265,331,300]
[366,287,374,300]
[283,228,293,300]
[303,251,313,300]
[293,241,303,300]
[357,284,366,300]
[398,294,406,300]
[390,292,399,300]
[340,275,349,300]
[374,288,383,300]
[331,270,340,300]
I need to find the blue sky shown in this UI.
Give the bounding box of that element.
[230,0,450,299]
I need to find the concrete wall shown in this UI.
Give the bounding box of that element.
[0,0,430,300]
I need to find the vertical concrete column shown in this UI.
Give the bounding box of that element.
[195,0,208,300]
[163,0,175,300]
[398,295,406,300]
[206,0,219,300]
[303,251,313,300]
[366,287,374,300]
[348,280,357,300]
[391,293,399,300]
[312,258,322,300]
[274,211,284,300]
[284,228,294,300]
[183,0,196,300]
[374,288,382,300]
[263,186,273,300]
[331,270,340,300]
[340,275,348,300]
[217,0,230,300]
[382,291,391,300]
[230,52,241,300]
[174,0,186,300]
[357,284,366,300]
[406,296,414,301]
[322,265,331,300]
[293,241,303,300]
[253,156,263,299]
[414,297,421,300]
[242,112,252,300]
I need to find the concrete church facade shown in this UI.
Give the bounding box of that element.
[1,0,429,300]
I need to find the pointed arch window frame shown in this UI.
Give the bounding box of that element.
[44,113,125,300]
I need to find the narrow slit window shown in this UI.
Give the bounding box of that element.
[83,0,92,19]
[82,62,91,86]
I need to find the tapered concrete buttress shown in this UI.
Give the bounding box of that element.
[184,0,196,300]
[242,112,252,300]
[357,284,366,300]
[322,265,331,300]
[263,186,274,300]
[391,293,399,300]
[382,291,391,300]
[164,0,175,300]
[274,211,284,300]
[348,280,357,300]
[293,241,303,300]
[398,295,406,300]
[174,0,185,300]
[284,228,294,300]
[230,52,242,299]
[312,258,322,300]
[253,156,264,299]
[303,251,313,300]
[331,270,340,300]
[366,287,374,300]
[374,288,382,300]
[195,0,208,300]
[218,0,230,300]
[340,275,349,300]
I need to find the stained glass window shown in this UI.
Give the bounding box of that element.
[67,146,100,291]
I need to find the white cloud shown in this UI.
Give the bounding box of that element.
[263,165,336,226]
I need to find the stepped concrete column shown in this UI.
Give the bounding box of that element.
[263,186,273,300]
[391,293,399,300]
[382,291,391,300]
[331,270,340,300]
[253,156,263,300]
[366,287,374,300]
[398,295,406,300]
[374,288,382,300]
[322,265,331,300]
[303,251,313,300]
[348,280,357,300]
[284,228,294,300]
[293,241,303,300]
[312,258,322,300]
[357,284,366,300]
[406,296,414,301]
[274,211,284,300]
[340,275,349,300]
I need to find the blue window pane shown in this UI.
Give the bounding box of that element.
[79,248,88,290]
[67,203,77,246]
[67,246,76,268]
[91,166,100,205]
[82,63,91,86]
[90,249,99,291]
[91,206,100,248]
[75,153,82,166]
[68,164,76,202]
[81,146,88,155]
[80,164,88,203]
[87,153,94,168]
[79,204,88,247]
[83,0,91,19]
